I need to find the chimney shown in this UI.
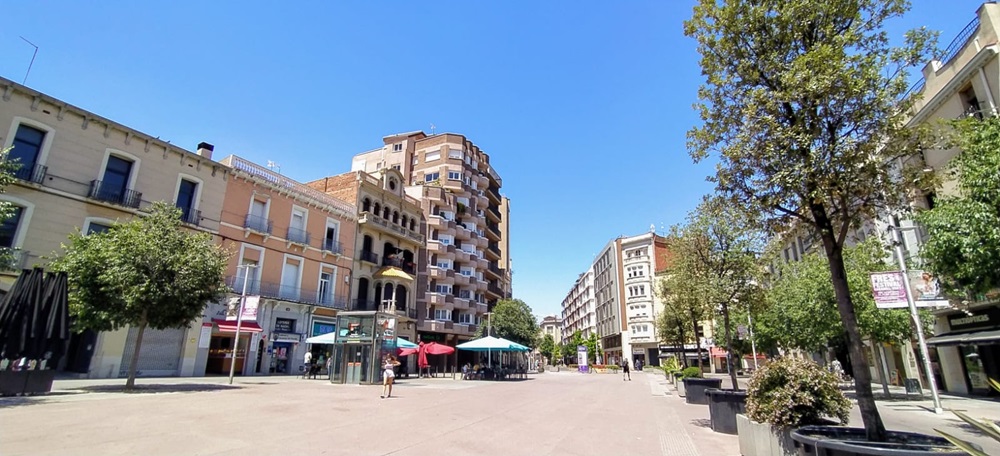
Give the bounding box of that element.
[196,142,215,160]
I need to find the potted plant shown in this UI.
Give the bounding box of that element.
[682,366,722,405]
[737,357,849,456]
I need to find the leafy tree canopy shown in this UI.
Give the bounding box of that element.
[917,117,1000,298]
[474,298,539,348]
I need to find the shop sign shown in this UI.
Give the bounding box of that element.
[272,332,301,343]
[949,307,1000,331]
[312,321,336,337]
[274,318,295,333]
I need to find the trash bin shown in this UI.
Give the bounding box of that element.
[706,389,747,434]
[683,377,723,404]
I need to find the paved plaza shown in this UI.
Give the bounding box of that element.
[1,370,998,455]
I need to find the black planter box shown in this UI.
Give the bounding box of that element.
[23,369,55,395]
[706,388,747,434]
[0,370,30,396]
[683,377,723,404]
[791,425,977,455]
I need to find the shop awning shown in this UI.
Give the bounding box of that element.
[213,319,263,333]
[926,329,1000,346]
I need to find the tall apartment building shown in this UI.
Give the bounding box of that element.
[209,155,356,378]
[561,268,596,345]
[349,131,508,361]
[0,76,230,378]
[620,231,671,367]
[306,168,425,381]
[593,239,624,365]
[897,2,1000,396]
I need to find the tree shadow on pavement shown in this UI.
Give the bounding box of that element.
[74,383,242,394]
[690,418,712,429]
[0,391,80,409]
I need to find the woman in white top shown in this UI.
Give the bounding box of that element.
[381,354,401,399]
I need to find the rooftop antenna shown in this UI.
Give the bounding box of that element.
[430,123,436,135]
[19,36,39,85]
[266,160,281,173]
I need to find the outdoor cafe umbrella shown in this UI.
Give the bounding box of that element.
[40,271,70,366]
[456,336,530,368]
[0,268,45,361]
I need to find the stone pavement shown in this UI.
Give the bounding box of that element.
[0,370,739,456]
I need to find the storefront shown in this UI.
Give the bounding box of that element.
[270,317,304,375]
[928,305,1000,396]
[330,312,397,384]
[206,319,263,375]
[307,318,337,369]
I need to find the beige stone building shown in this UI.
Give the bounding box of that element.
[306,169,425,381]
[349,131,509,366]
[0,76,229,378]
[899,2,1000,396]
[539,315,563,346]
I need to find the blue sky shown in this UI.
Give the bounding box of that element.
[0,1,986,318]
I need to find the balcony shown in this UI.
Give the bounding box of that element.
[286,227,311,245]
[360,250,379,264]
[352,298,377,311]
[322,239,342,255]
[244,214,273,235]
[226,276,347,309]
[382,257,416,275]
[380,302,419,319]
[424,320,454,332]
[89,180,142,209]
[487,205,502,221]
[359,211,425,244]
[0,248,31,272]
[13,163,46,185]
[487,283,504,297]
[180,208,201,225]
[486,187,501,204]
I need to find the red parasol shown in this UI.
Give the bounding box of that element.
[417,342,429,369]
[422,342,455,355]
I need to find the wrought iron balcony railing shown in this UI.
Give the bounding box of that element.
[181,208,201,225]
[89,180,142,208]
[322,239,342,254]
[286,227,310,245]
[13,163,47,184]
[226,276,347,309]
[360,250,379,264]
[244,214,273,235]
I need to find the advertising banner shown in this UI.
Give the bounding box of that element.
[577,345,588,373]
[225,295,261,321]
[871,270,949,309]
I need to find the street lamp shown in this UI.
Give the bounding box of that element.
[889,225,943,414]
[229,264,257,385]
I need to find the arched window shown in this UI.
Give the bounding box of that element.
[383,206,390,219]
[410,219,416,231]
[401,215,408,227]
[357,277,370,309]
[392,211,399,224]
[362,198,371,212]
[373,281,383,311]
[395,285,409,311]
[373,202,381,217]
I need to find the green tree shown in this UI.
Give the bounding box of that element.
[685,0,935,440]
[584,332,602,364]
[656,240,712,369]
[50,202,230,389]
[538,334,556,365]
[917,117,1000,299]
[675,196,765,389]
[474,298,539,348]
[758,238,918,352]
[560,341,576,365]
[0,147,24,270]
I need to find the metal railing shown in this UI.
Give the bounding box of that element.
[352,298,377,311]
[225,276,347,309]
[244,214,273,235]
[382,257,416,275]
[286,227,311,245]
[88,180,142,208]
[939,14,981,67]
[360,250,379,264]
[13,163,46,184]
[321,239,342,254]
[181,208,201,225]
[226,156,357,216]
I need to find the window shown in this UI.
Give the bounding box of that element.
[0,207,24,248]
[95,155,137,206]
[176,178,198,222]
[434,309,451,321]
[280,256,303,301]
[460,268,474,277]
[393,143,403,152]
[86,222,112,235]
[323,219,340,253]
[425,151,441,162]
[318,271,334,305]
[391,164,401,171]
[439,235,453,245]
[434,284,452,294]
[10,124,44,180]
[288,207,308,244]
[448,171,461,181]
[448,148,462,159]
[436,259,452,269]
[458,313,472,324]
[424,172,440,182]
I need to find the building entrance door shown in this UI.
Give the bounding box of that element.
[272,342,293,374]
[345,344,371,384]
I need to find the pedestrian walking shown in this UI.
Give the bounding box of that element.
[303,351,313,379]
[622,359,631,381]
[381,354,401,399]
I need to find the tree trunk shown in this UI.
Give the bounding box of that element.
[677,322,688,368]
[722,303,738,390]
[125,310,148,391]
[691,314,703,369]
[821,229,887,441]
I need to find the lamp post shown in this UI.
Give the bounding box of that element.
[889,225,943,414]
[229,264,256,385]
[485,312,492,368]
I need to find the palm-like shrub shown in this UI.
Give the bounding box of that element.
[680,366,703,379]
[746,357,851,427]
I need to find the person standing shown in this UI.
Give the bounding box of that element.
[381,354,401,399]
[622,359,631,381]
[303,351,313,379]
